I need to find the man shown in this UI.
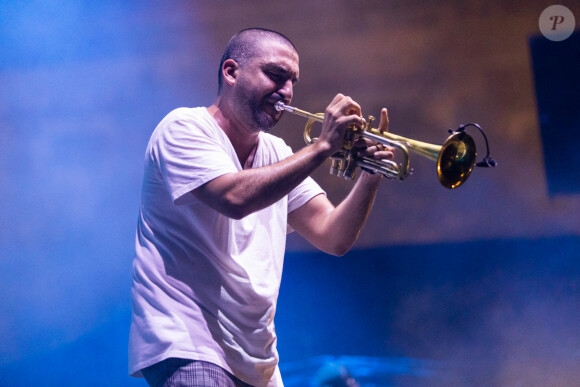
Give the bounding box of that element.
[129,28,393,387]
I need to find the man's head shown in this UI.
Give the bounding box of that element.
[217,28,299,131]
[217,28,297,93]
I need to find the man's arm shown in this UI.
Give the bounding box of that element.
[193,94,364,219]
[288,172,382,256]
[193,140,330,219]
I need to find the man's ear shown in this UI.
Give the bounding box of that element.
[222,59,239,87]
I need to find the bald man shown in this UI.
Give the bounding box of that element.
[129,28,392,387]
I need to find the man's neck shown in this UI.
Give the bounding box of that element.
[208,99,260,169]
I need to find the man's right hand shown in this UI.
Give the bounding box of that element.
[317,94,365,155]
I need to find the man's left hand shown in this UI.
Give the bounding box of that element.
[354,108,395,160]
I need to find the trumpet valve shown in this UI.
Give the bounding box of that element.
[366,115,375,131]
[329,151,357,179]
[343,159,357,180]
[329,156,343,177]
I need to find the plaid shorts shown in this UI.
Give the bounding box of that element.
[142,358,254,387]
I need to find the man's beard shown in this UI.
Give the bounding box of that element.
[231,87,281,132]
[252,106,277,131]
[249,98,278,132]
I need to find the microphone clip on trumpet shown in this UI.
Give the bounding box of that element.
[275,101,496,189]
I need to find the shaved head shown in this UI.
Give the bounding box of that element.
[217,28,297,93]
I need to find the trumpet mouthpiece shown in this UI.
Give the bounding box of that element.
[274,101,286,112]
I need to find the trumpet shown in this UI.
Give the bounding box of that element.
[275,101,488,189]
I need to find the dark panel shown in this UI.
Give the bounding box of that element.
[530,31,580,195]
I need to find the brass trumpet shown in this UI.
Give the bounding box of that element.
[275,101,479,189]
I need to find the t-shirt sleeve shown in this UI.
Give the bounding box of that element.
[149,109,239,204]
[271,140,325,213]
[287,176,325,213]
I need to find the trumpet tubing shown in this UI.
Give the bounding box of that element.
[275,101,477,189]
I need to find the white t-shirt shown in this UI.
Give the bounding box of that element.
[129,107,324,386]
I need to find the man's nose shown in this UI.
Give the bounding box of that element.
[278,79,293,101]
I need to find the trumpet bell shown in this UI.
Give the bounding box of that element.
[437,132,477,189]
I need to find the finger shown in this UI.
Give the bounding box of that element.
[336,111,364,129]
[378,108,389,133]
[344,98,362,119]
[374,144,395,153]
[328,93,345,108]
[330,94,362,118]
[373,148,395,160]
[355,143,395,159]
[353,140,394,152]
[353,138,374,147]
[371,143,395,158]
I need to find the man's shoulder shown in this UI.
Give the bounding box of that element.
[148,107,221,150]
[155,107,217,134]
[163,107,207,123]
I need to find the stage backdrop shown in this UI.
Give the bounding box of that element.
[1,1,578,385]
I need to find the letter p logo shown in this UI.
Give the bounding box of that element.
[550,15,565,30]
[540,5,575,41]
